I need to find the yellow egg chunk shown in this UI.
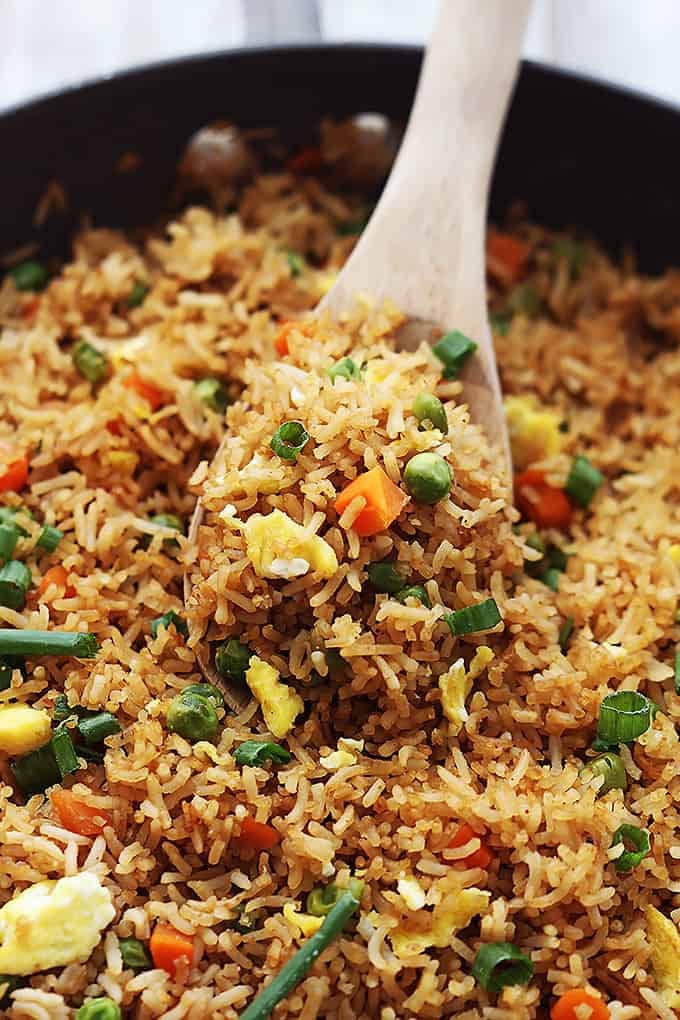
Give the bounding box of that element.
[245,656,304,738]
[0,872,115,975]
[319,738,364,770]
[390,887,490,959]
[283,903,323,936]
[504,394,563,470]
[243,509,338,580]
[439,647,493,737]
[0,704,52,756]
[646,905,680,1007]
[668,544,680,566]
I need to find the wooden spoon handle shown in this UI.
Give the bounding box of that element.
[321,0,530,454]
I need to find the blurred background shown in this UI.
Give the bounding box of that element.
[2,0,679,113]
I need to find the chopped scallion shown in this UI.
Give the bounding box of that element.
[0,629,99,658]
[328,357,361,383]
[12,742,61,795]
[558,616,574,653]
[508,282,541,318]
[433,330,478,380]
[579,751,627,794]
[215,638,251,683]
[445,598,501,637]
[150,610,189,640]
[597,690,653,744]
[51,724,80,777]
[366,560,410,595]
[193,377,229,414]
[127,281,149,308]
[611,823,651,873]
[36,525,63,552]
[234,740,292,767]
[76,712,121,746]
[395,584,431,608]
[287,251,305,277]
[566,455,603,508]
[270,421,309,461]
[0,560,32,610]
[0,522,19,563]
[471,941,534,992]
[73,340,110,385]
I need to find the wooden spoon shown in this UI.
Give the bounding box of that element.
[186,0,529,702]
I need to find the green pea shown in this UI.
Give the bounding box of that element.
[118,937,151,971]
[75,998,121,1020]
[181,682,225,711]
[167,691,219,743]
[193,377,229,414]
[10,260,49,292]
[215,638,251,683]
[403,452,452,504]
[306,877,364,917]
[328,357,361,383]
[412,392,448,434]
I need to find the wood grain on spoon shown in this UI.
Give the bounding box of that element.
[186,0,529,697]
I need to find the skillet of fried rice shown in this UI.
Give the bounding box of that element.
[0,146,679,1020]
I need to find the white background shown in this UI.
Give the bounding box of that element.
[1,0,680,112]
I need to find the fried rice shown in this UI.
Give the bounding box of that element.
[0,154,679,1020]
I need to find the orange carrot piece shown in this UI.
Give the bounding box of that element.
[447,822,493,869]
[487,232,529,283]
[515,469,573,530]
[274,321,312,357]
[150,923,195,974]
[51,788,112,836]
[286,146,323,175]
[334,466,408,537]
[551,989,610,1020]
[238,816,279,851]
[0,455,28,494]
[122,372,166,411]
[106,418,123,436]
[39,565,76,599]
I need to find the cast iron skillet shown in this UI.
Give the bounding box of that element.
[1,45,680,272]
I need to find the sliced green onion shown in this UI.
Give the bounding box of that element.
[77,712,121,746]
[611,823,651,874]
[508,282,541,318]
[524,532,545,556]
[229,904,261,934]
[445,598,501,637]
[433,330,478,380]
[489,311,512,336]
[674,648,680,694]
[287,251,305,277]
[328,357,361,383]
[412,392,448,434]
[127,281,149,308]
[36,525,63,552]
[0,506,31,535]
[239,881,363,1020]
[10,260,48,292]
[558,616,574,653]
[539,567,560,592]
[12,742,61,795]
[547,545,569,572]
[579,751,627,794]
[471,941,534,992]
[150,610,189,640]
[597,690,652,744]
[270,421,309,461]
[395,584,431,608]
[215,638,251,683]
[52,693,76,723]
[0,629,99,658]
[51,724,80,777]
[0,523,19,563]
[566,455,603,508]
[193,377,229,414]
[141,513,184,550]
[0,560,32,610]
[234,740,292,767]
[73,341,110,385]
[119,937,151,971]
[366,560,410,595]
[551,238,589,279]
[306,881,344,917]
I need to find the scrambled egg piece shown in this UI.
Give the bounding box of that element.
[316,272,337,296]
[283,903,323,937]
[319,738,364,770]
[0,873,115,975]
[105,450,139,474]
[363,360,390,388]
[504,395,563,470]
[668,545,680,566]
[439,647,494,736]
[390,887,490,959]
[0,704,51,756]
[397,876,426,911]
[646,905,680,1008]
[245,656,304,738]
[243,509,338,580]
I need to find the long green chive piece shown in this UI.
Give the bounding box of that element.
[73,341,110,385]
[471,942,534,993]
[306,882,343,917]
[119,937,152,971]
[0,561,32,611]
[489,311,512,336]
[611,823,651,874]
[508,282,541,318]
[193,377,229,414]
[328,357,361,383]
[445,598,501,637]
[234,740,292,767]
[395,584,431,608]
[77,712,121,746]
[675,648,680,694]
[432,330,478,380]
[552,238,589,279]
[10,260,48,292]
[366,560,410,595]
[539,567,560,592]
[0,629,99,658]
[215,638,251,683]
[566,455,603,508]
[127,281,149,308]
[12,742,61,795]
[597,690,653,744]
[270,421,310,461]
[239,881,363,1020]
[412,392,448,434]
[51,724,80,777]
[579,752,627,795]
[36,525,64,552]
[0,523,19,563]
[558,616,574,653]
[150,610,189,640]
[287,251,305,278]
